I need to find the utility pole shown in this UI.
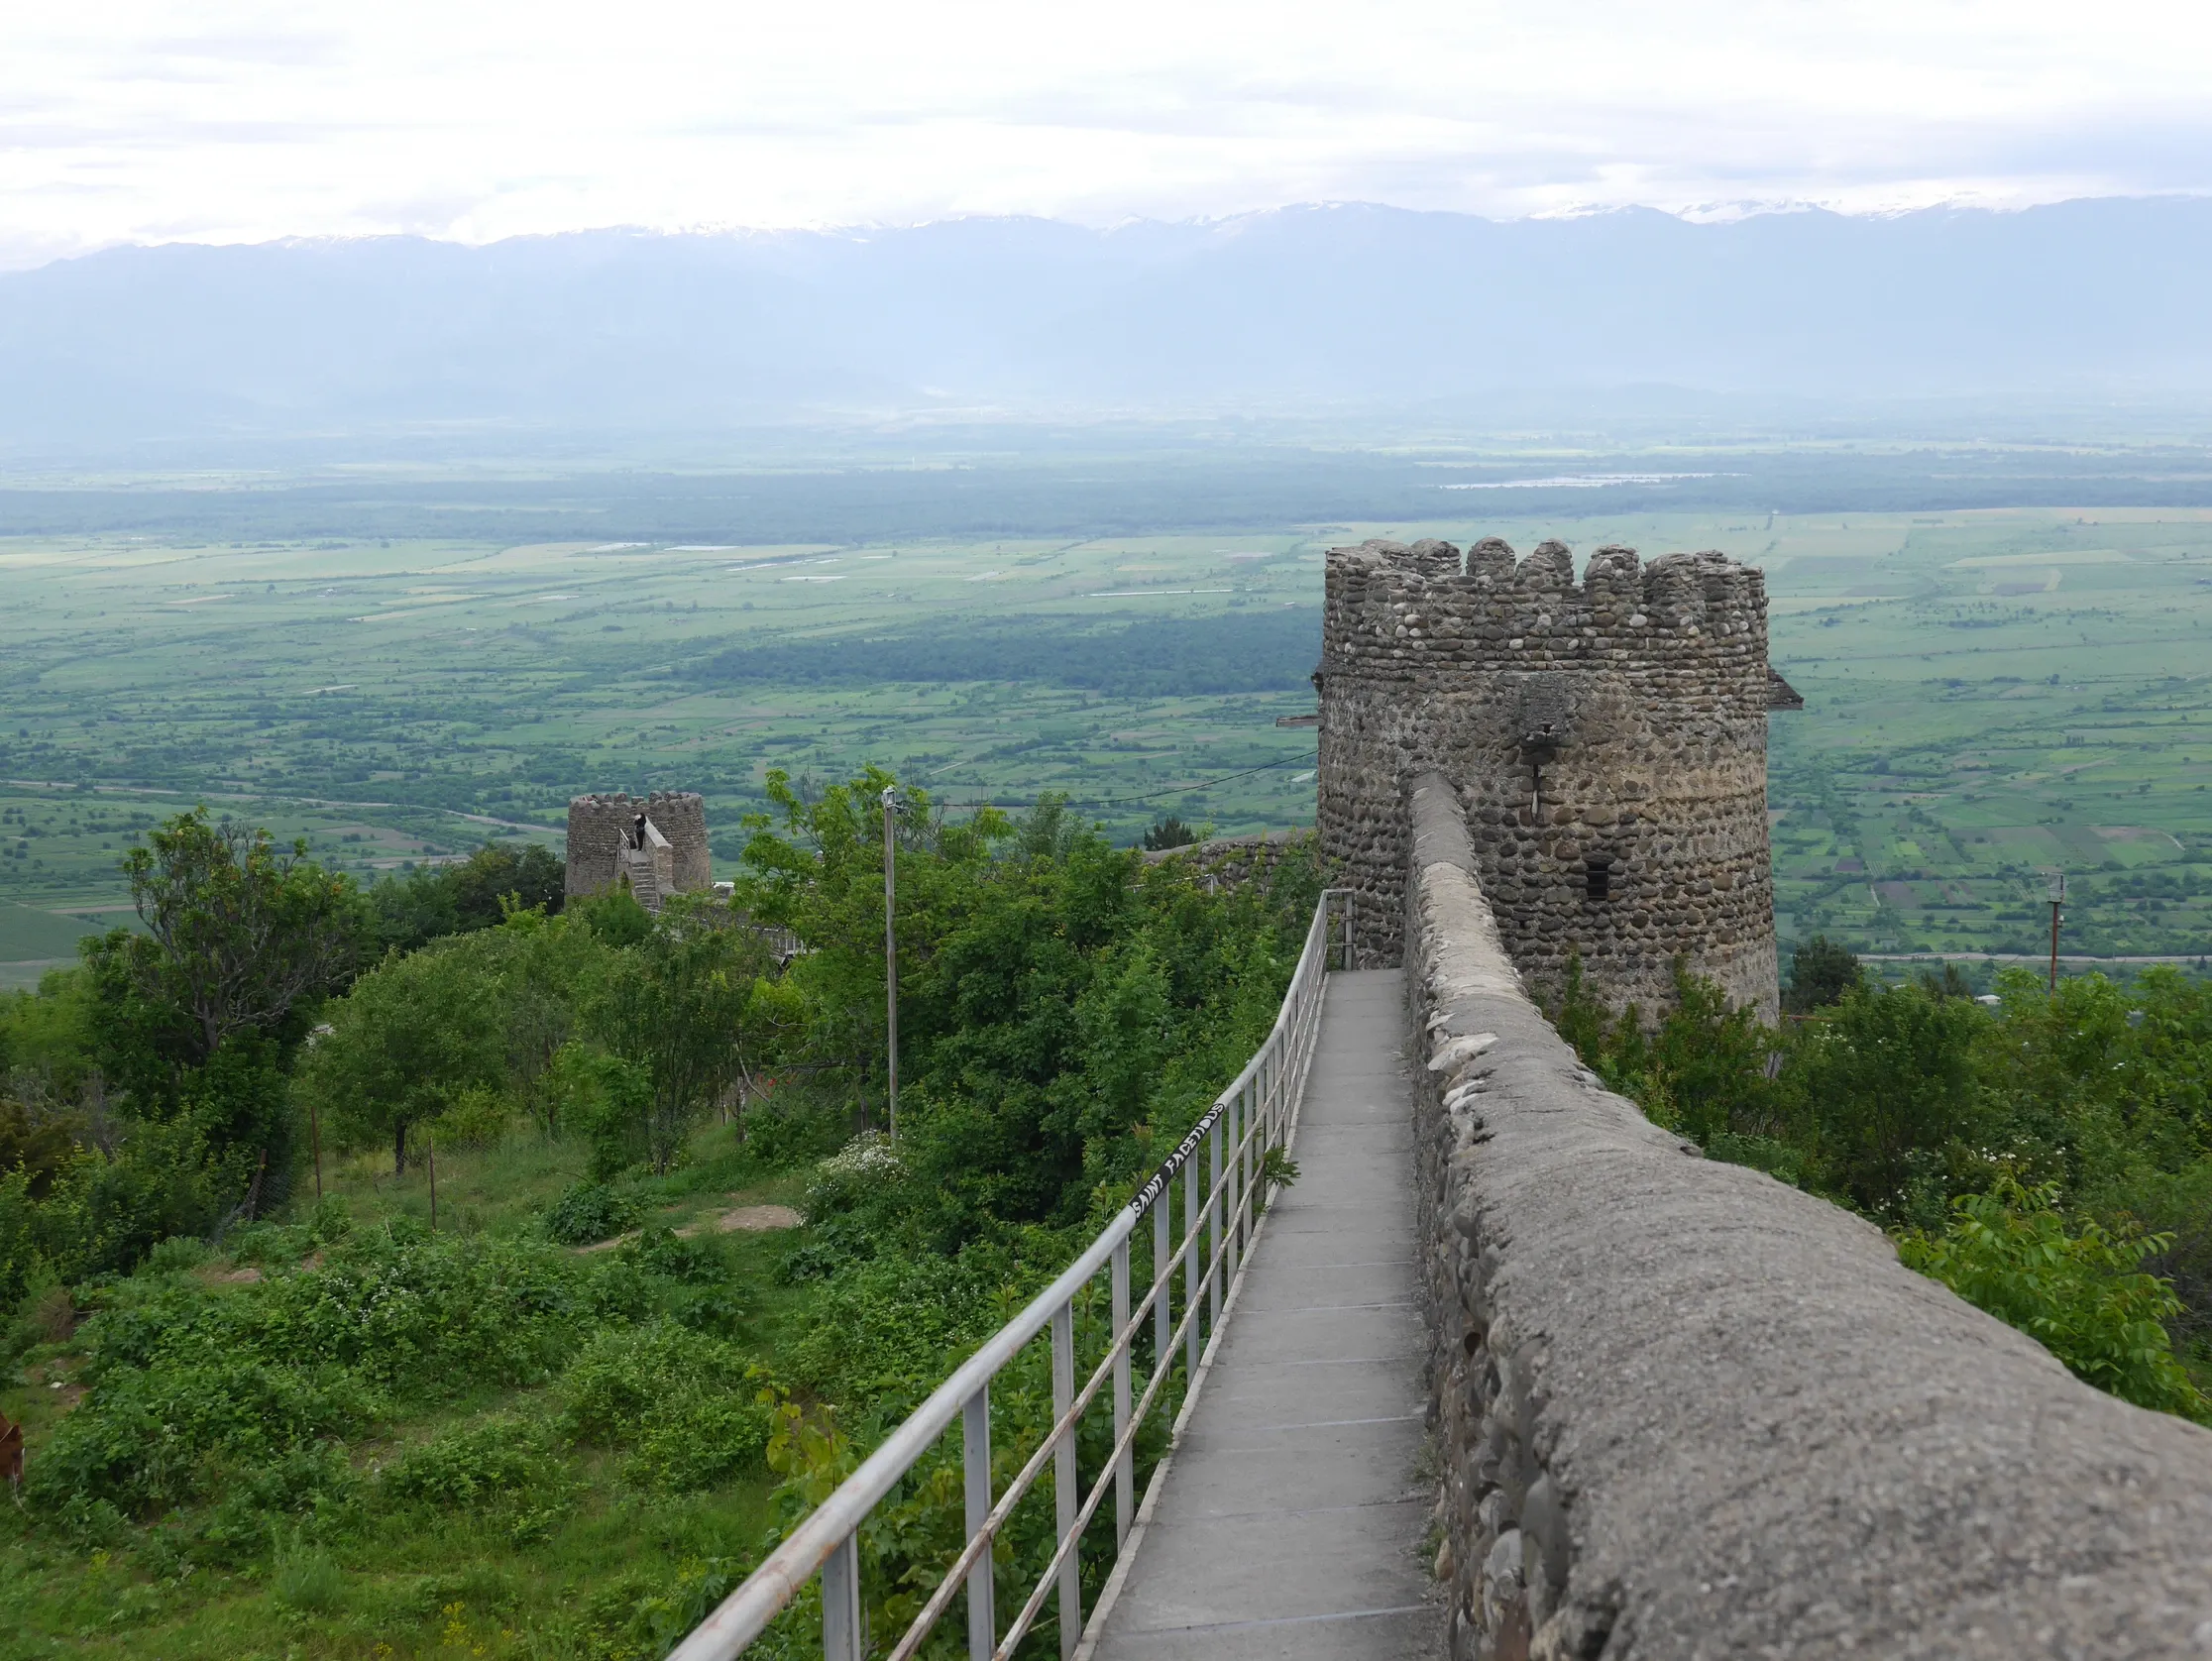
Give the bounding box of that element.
[2047,871,2065,993]
[883,786,899,1141]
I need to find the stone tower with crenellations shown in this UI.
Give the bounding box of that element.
[1316,535,1793,1021]
[565,791,713,912]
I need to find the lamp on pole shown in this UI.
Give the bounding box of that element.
[2046,871,2065,994]
[883,786,899,1141]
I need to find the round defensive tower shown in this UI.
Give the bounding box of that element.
[1317,536,1779,1020]
[564,791,712,901]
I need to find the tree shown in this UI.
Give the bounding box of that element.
[85,808,366,1076]
[449,840,566,928]
[588,898,771,1172]
[1797,982,1986,1214]
[732,767,1009,1121]
[370,839,567,951]
[1644,962,1777,1147]
[294,941,503,1175]
[1783,935,1863,1014]
[436,912,611,1136]
[0,1093,78,1199]
[1900,1175,2210,1423]
[1142,817,1199,852]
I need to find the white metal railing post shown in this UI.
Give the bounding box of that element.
[1111,1240,1133,1549]
[824,1534,862,1661]
[1183,1160,1202,1383]
[1207,1119,1224,1331]
[1241,1079,1253,1248]
[1244,1072,1257,1239]
[1051,1303,1080,1660]
[963,1387,995,1659]
[1152,1195,1170,1378]
[1275,1013,1287,1144]
[1224,1090,1241,1284]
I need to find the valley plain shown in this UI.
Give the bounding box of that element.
[1,502,2207,984]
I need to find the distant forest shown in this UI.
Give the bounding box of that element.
[694,609,1320,698]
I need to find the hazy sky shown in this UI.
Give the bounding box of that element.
[4,0,2208,268]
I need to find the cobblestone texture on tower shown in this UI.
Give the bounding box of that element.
[564,792,712,904]
[1317,536,1779,1019]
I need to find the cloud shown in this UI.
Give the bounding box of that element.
[1,0,2208,264]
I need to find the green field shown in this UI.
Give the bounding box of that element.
[1,505,2207,973]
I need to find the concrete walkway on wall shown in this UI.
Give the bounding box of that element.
[1087,969,1443,1661]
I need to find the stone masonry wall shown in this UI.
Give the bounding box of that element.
[564,791,712,901]
[1137,829,1312,893]
[1320,536,1777,1020]
[1403,772,2212,1660]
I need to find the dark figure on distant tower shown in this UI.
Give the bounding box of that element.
[564,792,713,912]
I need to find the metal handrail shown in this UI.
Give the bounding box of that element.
[670,887,1353,1661]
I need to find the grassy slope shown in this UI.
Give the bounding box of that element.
[0,1121,811,1661]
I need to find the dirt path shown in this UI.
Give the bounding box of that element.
[577,1201,802,1253]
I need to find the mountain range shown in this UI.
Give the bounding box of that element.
[7,197,2212,449]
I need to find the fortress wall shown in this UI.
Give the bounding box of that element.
[564,791,711,900]
[1402,774,2212,1661]
[1137,829,1313,893]
[1320,537,1775,1018]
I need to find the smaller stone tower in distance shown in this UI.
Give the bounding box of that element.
[1317,536,1784,1020]
[565,792,712,912]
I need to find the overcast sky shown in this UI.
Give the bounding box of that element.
[3,0,2208,269]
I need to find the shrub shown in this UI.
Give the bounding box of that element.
[241,1228,586,1395]
[623,1389,777,1492]
[142,1235,214,1274]
[1900,1176,2211,1423]
[557,1322,750,1444]
[615,1224,720,1282]
[802,1132,906,1223]
[1783,935,1863,1013]
[381,1416,569,1512]
[73,1226,587,1402]
[438,1083,517,1151]
[781,1244,1026,1409]
[1795,983,1987,1213]
[192,1442,359,1566]
[271,1524,346,1613]
[546,1180,643,1246]
[27,1358,376,1517]
[547,1047,656,1181]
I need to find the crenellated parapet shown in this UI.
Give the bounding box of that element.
[1318,536,1778,1018]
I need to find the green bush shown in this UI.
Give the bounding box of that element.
[27,1357,375,1517]
[270,1524,347,1613]
[781,1240,1034,1410]
[545,1180,643,1246]
[77,1226,587,1398]
[801,1132,907,1224]
[380,1416,569,1512]
[557,1322,750,1445]
[623,1390,777,1493]
[614,1224,720,1282]
[1899,1176,2210,1422]
[232,1228,586,1395]
[192,1443,359,1567]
